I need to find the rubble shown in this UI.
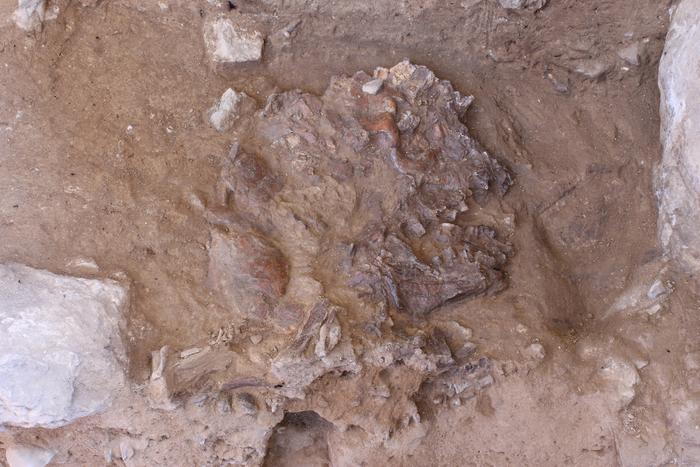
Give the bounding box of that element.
[0,263,128,428]
[203,14,264,63]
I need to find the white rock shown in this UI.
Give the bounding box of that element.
[525,343,546,360]
[440,321,472,340]
[314,312,341,358]
[498,0,547,10]
[207,88,255,132]
[146,346,177,411]
[0,263,128,428]
[203,15,264,63]
[5,445,54,467]
[65,256,100,274]
[574,60,610,79]
[647,279,669,300]
[362,79,384,95]
[599,357,640,410]
[186,192,206,212]
[618,42,642,66]
[180,347,202,358]
[12,0,46,31]
[250,334,263,345]
[657,0,700,272]
[119,440,134,460]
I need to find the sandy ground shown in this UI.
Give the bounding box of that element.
[2,0,699,465]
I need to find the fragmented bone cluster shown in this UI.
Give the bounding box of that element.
[199,61,513,463]
[209,60,512,324]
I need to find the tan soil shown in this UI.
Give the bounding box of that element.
[2,0,699,466]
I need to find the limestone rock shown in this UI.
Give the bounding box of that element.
[361,78,384,95]
[65,256,100,274]
[207,88,256,132]
[574,60,610,79]
[618,42,642,66]
[657,0,700,272]
[525,343,546,361]
[0,263,128,428]
[203,14,264,63]
[607,262,671,316]
[4,445,54,467]
[11,0,46,31]
[498,0,547,10]
[598,357,639,411]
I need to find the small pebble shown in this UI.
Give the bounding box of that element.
[574,60,610,79]
[250,334,263,344]
[618,42,641,66]
[119,440,134,461]
[235,393,258,415]
[478,375,494,388]
[217,396,232,414]
[362,79,384,95]
[66,257,100,273]
[526,343,546,360]
[180,347,202,358]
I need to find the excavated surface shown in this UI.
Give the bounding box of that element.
[2,0,699,466]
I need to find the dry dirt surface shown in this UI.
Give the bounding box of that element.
[1,0,699,466]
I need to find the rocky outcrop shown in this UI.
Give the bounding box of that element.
[657,0,700,272]
[0,264,128,428]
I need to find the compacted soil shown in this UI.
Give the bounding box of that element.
[3,0,699,465]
